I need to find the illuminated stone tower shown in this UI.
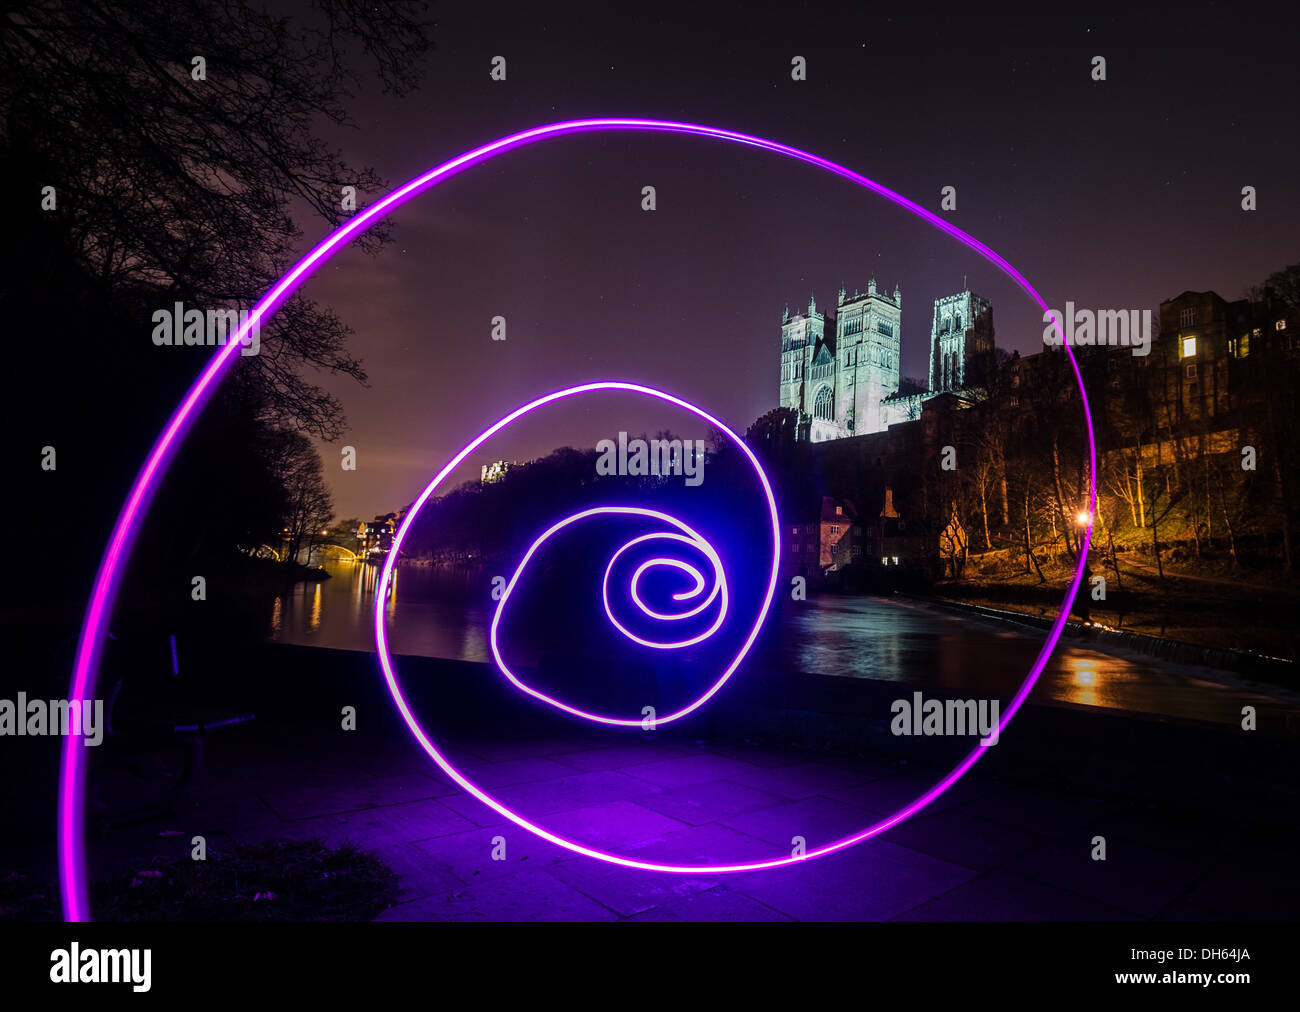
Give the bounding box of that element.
[833,277,902,435]
[778,294,831,417]
[929,290,995,393]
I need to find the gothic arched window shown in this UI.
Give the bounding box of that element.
[813,385,834,420]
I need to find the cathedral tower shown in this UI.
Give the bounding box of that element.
[928,290,995,393]
[779,295,831,417]
[833,277,902,435]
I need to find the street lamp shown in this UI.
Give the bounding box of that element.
[1072,509,1093,624]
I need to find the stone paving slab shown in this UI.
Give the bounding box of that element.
[627,885,793,921]
[81,724,1295,922]
[554,743,695,772]
[954,780,1124,837]
[232,797,473,850]
[723,761,876,800]
[410,823,571,886]
[540,800,690,850]
[1012,835,1216,919]
[1095,807,1249,857]
[702,745,814,770]
[718,796,883,850]
[625,821,780,865]
[891,869,1133,922]
[375,867,619,922]
[453,756,579,788]
[620,754,763,789]
[437,790,512,828]
[487,769,665,817]
[824,771,988,817]
[1182,846,1300,921]
[352,752,442,779]
[446,737,609,764]
[543,856,721,917]
[363,840,469,902]
[877,810,1050,872]
[635,779,784,826]
[729,839,978,921]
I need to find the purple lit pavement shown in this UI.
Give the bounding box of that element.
[81,721,1293,922]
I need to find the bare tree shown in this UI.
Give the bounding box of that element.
[1,0,434,437]
[268,430,335,565]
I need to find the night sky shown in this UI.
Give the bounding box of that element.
[293,3,1300,519]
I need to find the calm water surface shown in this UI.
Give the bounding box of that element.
[266,559,1299,729]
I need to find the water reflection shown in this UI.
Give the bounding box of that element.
[265,561,1299,729]
[774,596,1300,729]
[1064,656,1100,707]
[268,558,490,661]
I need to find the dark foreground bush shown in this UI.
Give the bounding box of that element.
[89,838,399,922]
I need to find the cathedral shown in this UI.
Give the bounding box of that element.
[778,279,996,441]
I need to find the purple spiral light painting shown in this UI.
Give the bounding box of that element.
[493,504,734,722]
[59,118,1096,919]
[378,383,782,733]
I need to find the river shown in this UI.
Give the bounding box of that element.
[265,558,1300,731]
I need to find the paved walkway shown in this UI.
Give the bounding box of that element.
[87,726,1295,922]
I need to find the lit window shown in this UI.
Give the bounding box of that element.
[881,556,889,565]
[813,385,834,420]
[1277,319,1288,331]
[835,505,843,515]
[892,556,900,565]
[1182,336,1197,358]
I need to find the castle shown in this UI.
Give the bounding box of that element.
[779,279,996,441]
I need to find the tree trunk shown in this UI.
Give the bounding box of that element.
[1124,467,1138,527]
[1051,439,1074,557]
[1204,453,1213,543]
[1273,454,1294,571]
[1024,489,1045,583]
[1136,457,1146,530]
[980,483,992,550]
[1107,527,1123,592]
[1216,471,1239,567]
[1151,504,1163,580]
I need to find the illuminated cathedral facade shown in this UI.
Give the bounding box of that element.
[779,280,995,441]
